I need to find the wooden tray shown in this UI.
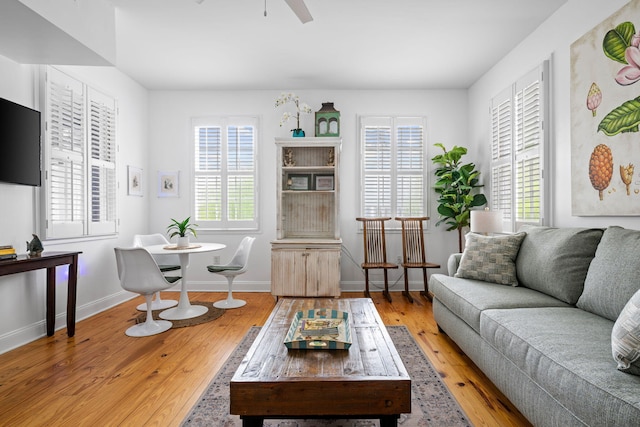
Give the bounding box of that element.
[284,308,351,350]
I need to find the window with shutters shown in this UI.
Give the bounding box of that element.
[359,116,427,224]
[192,116,258,231]
[42,66,117,239]
[490,61,548,232]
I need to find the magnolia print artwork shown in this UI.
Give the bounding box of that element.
[571,0,640,215]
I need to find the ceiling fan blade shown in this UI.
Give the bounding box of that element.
[284,0,313,23]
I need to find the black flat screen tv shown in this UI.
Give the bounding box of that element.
[0,97,42,187]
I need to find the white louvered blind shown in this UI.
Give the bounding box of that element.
[44,67,117,239]
[193,117,258,230]
[45,67,86,239]
[360,116,427,222]
[88,88,117,235]
[490,62,547,232]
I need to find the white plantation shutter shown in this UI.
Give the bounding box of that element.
[490,62,548,232]
[88,88,117,235]
[45,67,86,238]
[43,66,117,239]
[360,116,427,222]
[193,116,258,230]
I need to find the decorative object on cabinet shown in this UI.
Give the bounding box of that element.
[272,138,342,298]
[283,148,295,166]
[158,170,180,197]
[127,166,143,196]
[314,174,334,191]
[275,92,312,138]
[289,174,311,190]
[315,102,340,137]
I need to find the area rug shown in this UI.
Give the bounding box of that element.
[181,326,471,426]
[134,301,225,328]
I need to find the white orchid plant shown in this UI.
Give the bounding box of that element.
[275,92,312,131]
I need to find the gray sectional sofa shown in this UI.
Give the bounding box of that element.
[430,225,640,427]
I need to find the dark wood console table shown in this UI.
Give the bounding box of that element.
[0,251,82,337]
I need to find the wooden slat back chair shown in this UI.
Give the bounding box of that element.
[356,217,398,302]
[395,216,441,302]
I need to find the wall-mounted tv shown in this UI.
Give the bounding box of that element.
[0,97,42,187]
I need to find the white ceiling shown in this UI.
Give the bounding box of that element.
[108,0,569,91]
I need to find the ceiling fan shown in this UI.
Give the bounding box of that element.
[284,0,313,23]
[194,0,313,24]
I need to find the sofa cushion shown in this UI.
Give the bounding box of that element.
[455,232,526,286]
[577,226,640,321]
[516,225,603,304]
[429,273,570,333]
[612,289,640,375]
[481,307,640,426]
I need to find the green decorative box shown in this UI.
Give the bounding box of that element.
[284,308,351,350]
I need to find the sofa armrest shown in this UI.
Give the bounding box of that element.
[447,253,463,276]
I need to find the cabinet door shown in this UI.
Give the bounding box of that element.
[305,249,340,297]
[271,249,307,296]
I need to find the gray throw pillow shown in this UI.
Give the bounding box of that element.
[455,232,526,286]
[516,225,603,304]
[612,289,640,375]
[577,226,640,321]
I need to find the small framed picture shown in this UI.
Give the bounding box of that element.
[315,174,334,191]
[158,170,180,197]
[288,174,311,191]
[127,166,143,196]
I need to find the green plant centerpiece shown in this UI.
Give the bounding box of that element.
[432,143,487,252]
[167,217,198,248]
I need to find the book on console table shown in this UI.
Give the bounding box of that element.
[0,253,17,260]
[0,247,16,256]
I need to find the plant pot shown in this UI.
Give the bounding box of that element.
[176,236,190,248]
[292,129,305,137]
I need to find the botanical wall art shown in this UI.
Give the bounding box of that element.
[158,170,180,197]
[571,0,640,215]
[127,166,143,196]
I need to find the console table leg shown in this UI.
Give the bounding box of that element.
[66,255,79,337]
[46,267,56,336]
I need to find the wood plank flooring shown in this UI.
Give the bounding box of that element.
[0,292,532,427]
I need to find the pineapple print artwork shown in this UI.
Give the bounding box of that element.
[589,144,613,201]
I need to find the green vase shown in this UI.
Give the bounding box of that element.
[292,129,305,137]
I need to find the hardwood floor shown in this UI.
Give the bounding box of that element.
[0,292,532,427]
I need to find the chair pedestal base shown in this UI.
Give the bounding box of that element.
[213,298,246,309]
[126,320,172,337]
[136,292,178,311]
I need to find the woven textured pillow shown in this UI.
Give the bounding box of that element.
[612,289,640,375]
[455,232,526,286]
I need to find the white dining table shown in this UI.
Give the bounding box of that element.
[144,242,226,320]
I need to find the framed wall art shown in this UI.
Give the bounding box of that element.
[288,174,311,191]
[571,0,640,215]
[127,166,143,196]
[314,174,334,191]
[158,170,180,197]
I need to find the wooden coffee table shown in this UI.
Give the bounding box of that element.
[230,298,411,426]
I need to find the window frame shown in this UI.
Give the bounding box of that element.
[359,115,428,228]
[191,115,259,232]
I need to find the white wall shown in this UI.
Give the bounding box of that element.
[468,0,640,230]
[148,89,467,293]
[0,56,149,353]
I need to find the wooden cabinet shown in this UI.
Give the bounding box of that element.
[271,137,342,297]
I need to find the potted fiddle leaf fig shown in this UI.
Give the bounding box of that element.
[432,143,487,252]
[167,217,198,248]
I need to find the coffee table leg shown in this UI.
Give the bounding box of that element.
[380,415,399,427]
[241,416,264,427]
